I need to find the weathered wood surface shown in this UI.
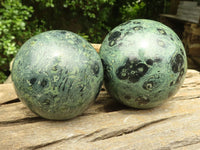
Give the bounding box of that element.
[161,1,200,24]
[176,1,200,24]
[91,43,101,53]
[1,69,200,150]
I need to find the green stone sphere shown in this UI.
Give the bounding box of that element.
[12,30,103,120]
[100,19,187,109]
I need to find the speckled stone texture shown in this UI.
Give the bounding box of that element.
[100,19,187,109]
[12,30,103,120]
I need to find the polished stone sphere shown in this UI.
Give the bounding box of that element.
[100,19,187,109]
[12,30,103,120]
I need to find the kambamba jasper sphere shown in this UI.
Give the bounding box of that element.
[12,30,103,120]
[100,19,187,109]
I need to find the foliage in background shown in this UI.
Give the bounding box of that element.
[63,0,116,42]
[0,0,46,82]
[120,1,146,21]
[0,0,32,81]
[0,0,170,83]
[120,0,170,21]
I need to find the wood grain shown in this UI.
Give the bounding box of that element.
[1,69,200,150]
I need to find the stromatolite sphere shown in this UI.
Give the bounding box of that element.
[12,30,103,120]
[100,19,187,109]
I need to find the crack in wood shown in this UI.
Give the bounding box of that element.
[172,136,200,149]
[24,134,84,150]
[90,116,176,142]
[80,129,105,139]
[156,136,200,150]
[0,117,45,127]
[0,98,20,106]
[171,95,200,101]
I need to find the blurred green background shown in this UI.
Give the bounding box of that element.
[0,0,170,83]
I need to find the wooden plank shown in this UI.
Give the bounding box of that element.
[177,10,200,17]
[161,0,200,24]
[1,69,200,149]
[0,83,18,105]
[160,14,182,20]
[179,1,198,7]
[160,14,199,23]
[177,6,200,13]
[176,1,200,23]
[91,43,101,53]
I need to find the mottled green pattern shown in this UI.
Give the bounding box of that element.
[100,19,187,109]
[12,30,103,120]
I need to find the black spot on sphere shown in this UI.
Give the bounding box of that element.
[154,58,162,63]
[135,97,150,105]
[116,66,128,80]
[92,62,100,76]
[124,31,131,37]
[41,79,48,87]
[172,64,178,73]
[133,21,141,24]
[30,78,37,85]
[108,31,121,42]
[79,85,84,93]
[52,65,58,71]
[180,48,185,56]
[157,39,166,48]
[176,68,185,84]
[143,81,154,90]
[136,64,149,75]
[119,20,131,26]
[33,39,37,42]
[171,54,184,73]
[75,37,83,44]
[109,41,116,47]
[116,58,148,83]
[157,28,167,35]
[133,26,143,31]
[125,58,138,66]
[41,99,51,106]
[146,59,154,66]
[60,31,66,34]
[129,73,141,83]
[108,31,121,47]
[18,61,21,65]
[175,54,184,65]
[124,95,131,100]
[143,74,161,90]
[169,34,174,41]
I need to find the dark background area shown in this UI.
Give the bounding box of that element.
[0,0,197,83]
